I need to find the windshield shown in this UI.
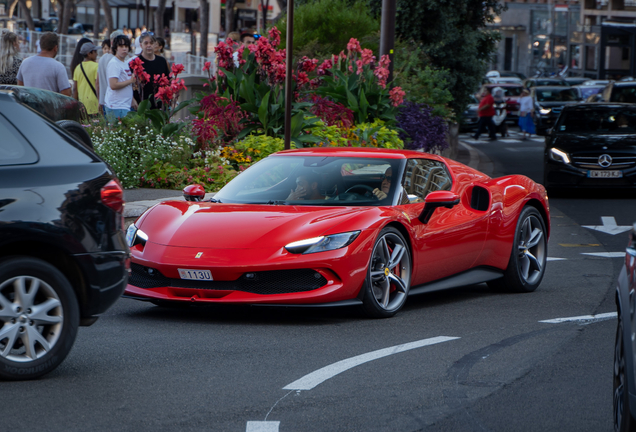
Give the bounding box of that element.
[557,108,636,134]
[578,86,603,99]
[214,155,403,206]
[609,86,636,103]
[536,88,579,102]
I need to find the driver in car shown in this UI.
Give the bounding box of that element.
[287,174,323,200]
[372,168,392,200]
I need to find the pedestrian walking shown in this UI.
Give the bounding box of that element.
[98,30,124,115]
[473,87,497,141]
[492,87,509,138]
[104,35,135,122]
[518,89,536,139]
[72,42,99,116]
[0,31,22,85]
[16,32,71,96]
[132,32,170,109]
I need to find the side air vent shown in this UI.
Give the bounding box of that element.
[470,186,490,211]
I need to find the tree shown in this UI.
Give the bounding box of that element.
[61,0,73,35]
[200,0,209,57]
[155,0,167,34]
[100,0,114,36]
[368,0,504,114]
[93,0,101,39]
[225,0,236,34]
[18,0,35,31]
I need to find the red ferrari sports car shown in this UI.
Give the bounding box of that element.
[124,148,550,318]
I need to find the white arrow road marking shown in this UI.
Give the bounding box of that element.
[539,312,617,324]
[246,421,280,432]
[583,217,632,235]
[582,252,626,258]
[283,336,460,391]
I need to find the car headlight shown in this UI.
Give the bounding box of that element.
[126,224,148,248]
[539,107,552,115]
[549,148,571,164]
[285,231,361,254]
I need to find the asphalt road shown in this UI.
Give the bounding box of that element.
[2,131,633,432]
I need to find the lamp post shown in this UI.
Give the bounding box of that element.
[379,0,396,81]
[283,0,294,150]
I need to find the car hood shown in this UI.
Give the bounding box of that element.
[536,101,579,108]
[552,133,636,152]
[136,201,370,249]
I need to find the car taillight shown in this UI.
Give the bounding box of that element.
[101,179,124,213]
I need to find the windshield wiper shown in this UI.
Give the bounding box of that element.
[265,200,288,205]
[208,197,222,203]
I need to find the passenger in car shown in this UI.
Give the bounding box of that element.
[287,173,323,200]
[373,168,392,200]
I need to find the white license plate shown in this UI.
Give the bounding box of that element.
[178,269,213,280]
[588,170,623,178]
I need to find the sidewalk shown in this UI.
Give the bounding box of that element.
[123,141,492,219]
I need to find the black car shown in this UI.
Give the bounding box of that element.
[600,81,636,103]
[614,222,636,432]
[524,78,570,88]
[543,104,636,189]
[0,90,129,380]
[460,95,479,131]
[532,86,581,135]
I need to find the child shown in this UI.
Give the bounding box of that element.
[72,42,99,116]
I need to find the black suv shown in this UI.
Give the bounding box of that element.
[600,81,636,103]
[0,90,129,380]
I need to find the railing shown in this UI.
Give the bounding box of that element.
[181,53,215,77]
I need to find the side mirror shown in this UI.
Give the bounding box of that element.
[183,184,205,202]
[418,191,460,224]
[546,128,553,135]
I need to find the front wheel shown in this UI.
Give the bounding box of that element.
[488,206,547,293]
[0,257,79,380]
[615,315,636,432]
[361,227,412,318]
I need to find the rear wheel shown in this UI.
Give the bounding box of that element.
[614,315,636,432]
[0,257,79,380]
[361,227,412,318]
[56,119,93,149]
[488,206,547,293]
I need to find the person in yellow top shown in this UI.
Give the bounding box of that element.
[72,42,99,116]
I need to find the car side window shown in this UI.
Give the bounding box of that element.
[0,114,38,166]
[401,159,452,203]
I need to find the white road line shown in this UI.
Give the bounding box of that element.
[547,257,567,261]
[539,312,617,324]
[283,336,460,391]
[582,252,626,258]
[246,421,280,432]
[506,147,542,152]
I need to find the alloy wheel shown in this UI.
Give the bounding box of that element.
[516,214,546,285]
[369,232,411,311]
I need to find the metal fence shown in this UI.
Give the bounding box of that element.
[182,53,215,77]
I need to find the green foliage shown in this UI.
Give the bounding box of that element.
[392,40,454,120]
[309,120,403,149]
[368,0,504,114]
[277,0,380,58]
[90,122,194,188]
[234,135,288,162]
[139,156,240,192]
[132,99,193,138]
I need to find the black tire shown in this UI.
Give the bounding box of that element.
[361,227,412,318]
[56,119,93,149]
[615,315,636,432]
[487,206,547,293]
[0,257,79,380]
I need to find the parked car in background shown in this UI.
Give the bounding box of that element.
[614,221,636,432]
[600,81,636,103]
[0,89,129,380]
[543,104,636,190]
[524,78,570,88]
[532,86,581,135]
[584,80,612,86]
[460,95,479,132]
[573,84,606,102]
[487,77,523,85]
[565,77,590,86]
[477,83,525,125]
[500,71,527,80]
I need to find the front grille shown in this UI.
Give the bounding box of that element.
[571,155,636,169]
[129,263,328,295]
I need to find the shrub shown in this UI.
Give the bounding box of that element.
[91,123,193,188]
[396,102,448,153]
[309,120,404,149]
[234,135,287,162]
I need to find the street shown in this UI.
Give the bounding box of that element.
[1,130,634,432]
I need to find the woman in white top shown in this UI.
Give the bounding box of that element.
[518,89,536,139]
[104,35,135,123]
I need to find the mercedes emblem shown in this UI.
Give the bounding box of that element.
[598,154,612,168]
